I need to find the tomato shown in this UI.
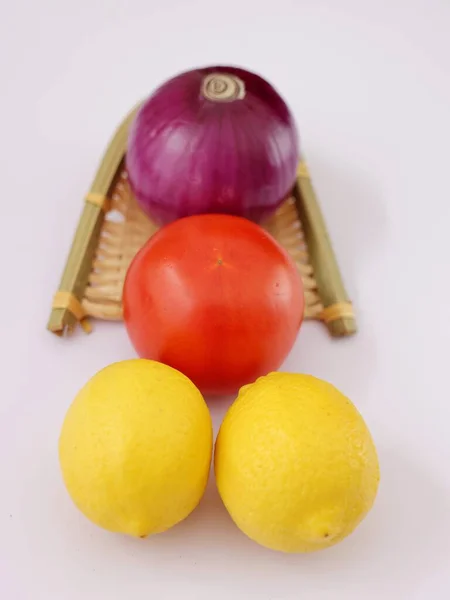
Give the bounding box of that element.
[123,214,304,395]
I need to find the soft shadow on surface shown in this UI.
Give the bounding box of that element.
[303,153,388,300]
[281,316,380,408]
[281,154,389,407]
[112,447,450,599]
[286,448,450,594]
[145,473,245,549]
[204,393,235,434]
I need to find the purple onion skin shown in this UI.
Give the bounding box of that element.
[126,65,299,225]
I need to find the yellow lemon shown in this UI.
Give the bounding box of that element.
[59,359,212,537]
[214,372,380,553]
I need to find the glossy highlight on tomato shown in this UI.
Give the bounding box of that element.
[123,214,304,395]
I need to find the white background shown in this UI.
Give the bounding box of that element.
[1,1,450,598]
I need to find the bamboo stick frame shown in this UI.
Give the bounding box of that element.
[294,164,356,336]
[47,106,140,335]
[47,104,356,338]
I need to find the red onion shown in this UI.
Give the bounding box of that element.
[126,66,299,224]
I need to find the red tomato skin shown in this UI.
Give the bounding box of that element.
[123,214,304,395]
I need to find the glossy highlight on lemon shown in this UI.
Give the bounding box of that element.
[214,372,380,553]
[59,359,213,537]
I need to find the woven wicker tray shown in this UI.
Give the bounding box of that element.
[47,105,356,338]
